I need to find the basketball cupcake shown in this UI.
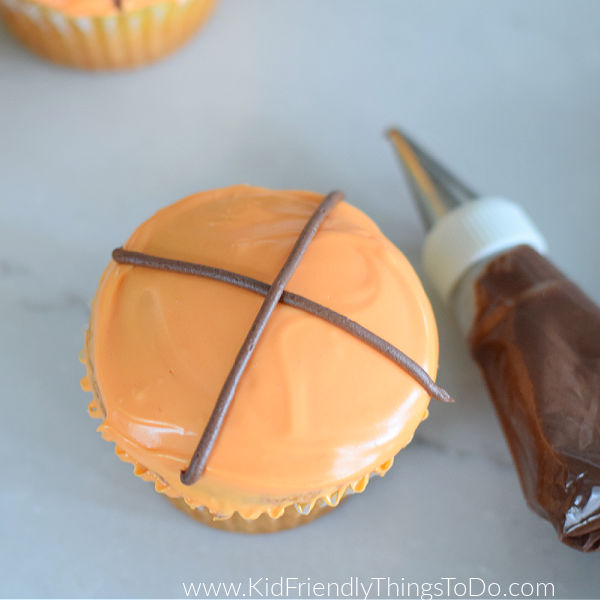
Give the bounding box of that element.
[0,0,216,69]
[80,185,451,532]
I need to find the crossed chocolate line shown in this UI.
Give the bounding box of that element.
[111,191,453,486]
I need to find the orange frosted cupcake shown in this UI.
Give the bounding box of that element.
[0,0,216,69]
[80,185,451,532]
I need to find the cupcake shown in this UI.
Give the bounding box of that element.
[0,0,216,69]
[80,185,451,532]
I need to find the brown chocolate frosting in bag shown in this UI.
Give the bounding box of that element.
[469,245,600,552]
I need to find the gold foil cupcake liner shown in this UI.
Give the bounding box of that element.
[90,408,395,532]
[168,496,339,533]
[126,438,393,532]
[0,0,216,69]
[80,338,400,531]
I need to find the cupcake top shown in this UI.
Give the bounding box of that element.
[82,185,440,518]
[29,0,188,18]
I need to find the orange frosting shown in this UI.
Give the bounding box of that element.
[81,185,439,519]
[25,0,210,18]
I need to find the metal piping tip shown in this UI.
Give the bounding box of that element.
[387,127,478,231]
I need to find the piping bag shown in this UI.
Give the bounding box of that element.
[388,128,600,552]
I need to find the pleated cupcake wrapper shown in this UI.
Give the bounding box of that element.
[0,0,216,69]
[82,357,396,524]
[114,435,396,522]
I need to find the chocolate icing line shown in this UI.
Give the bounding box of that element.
[110,254,452,404]
[180,190,343,484]
[111,191,453,485]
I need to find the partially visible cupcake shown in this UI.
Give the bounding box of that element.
[81,185,450,532]
[0,0,216,69]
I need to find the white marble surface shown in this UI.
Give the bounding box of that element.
[1,1,599,598]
